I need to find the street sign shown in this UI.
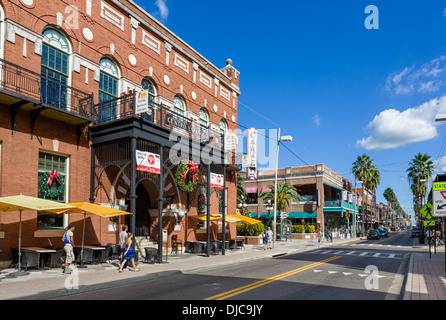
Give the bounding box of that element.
[424,220,435,227]
[433,182,446,217]
[420,203,434,220]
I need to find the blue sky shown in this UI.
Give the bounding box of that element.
[140,0,446,221]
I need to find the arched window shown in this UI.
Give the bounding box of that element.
[199,108,209,127]
[99,57,119,102]
[219,119,228,135]
[141,78,157,104]
[141,78,157,121]
[41,27,70,109]
[173,95,185,116]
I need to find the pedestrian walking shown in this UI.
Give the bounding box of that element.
[62,224,75,275]
[118,232,140,273]
[119,224,129,270]
[317,228,322,244]
[267,227,273,249]
[262,230,269,250]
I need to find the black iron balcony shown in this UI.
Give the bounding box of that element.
[92,92,227,151]
[0,58,94,128]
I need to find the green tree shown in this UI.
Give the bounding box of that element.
[407,153,434,224]
[352,154,380,231]
[259,182,301,212]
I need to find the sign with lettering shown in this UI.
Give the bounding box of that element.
[136,150,160,174]
[135,90,149,114]
[247,128,257,180]
[433,182,446,217]
[210,172,224,190]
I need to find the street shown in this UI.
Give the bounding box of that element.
[54,231,415,301]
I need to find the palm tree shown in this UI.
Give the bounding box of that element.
[352,154,380,233]
[259,182,300,226]
[407,153,434,225]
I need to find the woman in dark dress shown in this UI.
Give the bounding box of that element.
[118,232,140,272]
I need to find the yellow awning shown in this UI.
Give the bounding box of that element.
[227,214,262,224]
[189,214,243,223]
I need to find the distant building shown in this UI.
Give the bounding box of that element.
[241,164,360,238]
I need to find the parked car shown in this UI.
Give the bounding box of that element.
[378,228,388,237]
[367,229,380,240]
[411,227,421,238]
[390,227,396,231]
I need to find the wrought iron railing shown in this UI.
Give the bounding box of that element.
[0,58,93,119]
[93,93,238,164]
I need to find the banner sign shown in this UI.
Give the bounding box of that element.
[247,128,258,180]
[210,172,224,190]
[136,150,160,174]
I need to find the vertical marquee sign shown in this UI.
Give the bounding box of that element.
[247,128,258,180]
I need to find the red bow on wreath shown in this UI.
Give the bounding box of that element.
[47,170,61,186]
[183,161,199,182]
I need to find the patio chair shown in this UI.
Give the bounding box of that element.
[98,247,111,263]
[21,250,40,271]
[171,235,182,254]
[210,242,220,255]
[184,241,193,253]
[106,243,121,260]
[10,248,19,268]
[236,239,245,250]
[47,249,64,269]
[75,247,94,265]
[228,240,236,250]
[144,247,159,264]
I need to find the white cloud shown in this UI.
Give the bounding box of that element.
[434,155,446,172]
[154,0,169,21]
[384,57,446,95]
[356,95,446,150]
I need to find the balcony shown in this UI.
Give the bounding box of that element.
[91,92,239,167]
[0,58,94,135]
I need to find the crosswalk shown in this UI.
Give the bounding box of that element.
[311,249,404,259]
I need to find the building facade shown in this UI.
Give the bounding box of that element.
[0,0,240,266]
[241,164,359,238]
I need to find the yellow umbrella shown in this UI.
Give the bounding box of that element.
[59,202,131,267]
[0,194,76,275]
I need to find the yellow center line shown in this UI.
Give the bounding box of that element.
[374,232,403,244]
[204,255,341,300]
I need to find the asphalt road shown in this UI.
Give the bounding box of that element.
[54,231,414,301]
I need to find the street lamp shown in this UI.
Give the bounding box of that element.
[273,127,292,248]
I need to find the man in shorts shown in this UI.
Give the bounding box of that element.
[62,224,75,275]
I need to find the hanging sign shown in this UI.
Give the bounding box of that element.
[136,150,160,174]
[135,90,149,114]
[210,172,224,190]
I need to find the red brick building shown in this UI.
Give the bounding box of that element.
[0,0,240,267]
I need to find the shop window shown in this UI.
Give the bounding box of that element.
[37,152,68,229]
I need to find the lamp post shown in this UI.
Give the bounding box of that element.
[273,127,292,248]
[353,179,362,238]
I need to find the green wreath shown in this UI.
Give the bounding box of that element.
[39,171,65,198]
[175,161,198,193]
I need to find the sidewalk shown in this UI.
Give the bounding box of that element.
[0,235,444,300]
[404,239,446,300]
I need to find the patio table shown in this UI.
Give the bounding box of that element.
[22,247,56,269]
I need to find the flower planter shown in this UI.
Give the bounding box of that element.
[236,235,262,245]
[292,233,317,240]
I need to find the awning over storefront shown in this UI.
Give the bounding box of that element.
[227,214,262,224]
[259,212,279,218]
[288,211,317,219]
[244,186,258,193]
[323,182,343,191]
